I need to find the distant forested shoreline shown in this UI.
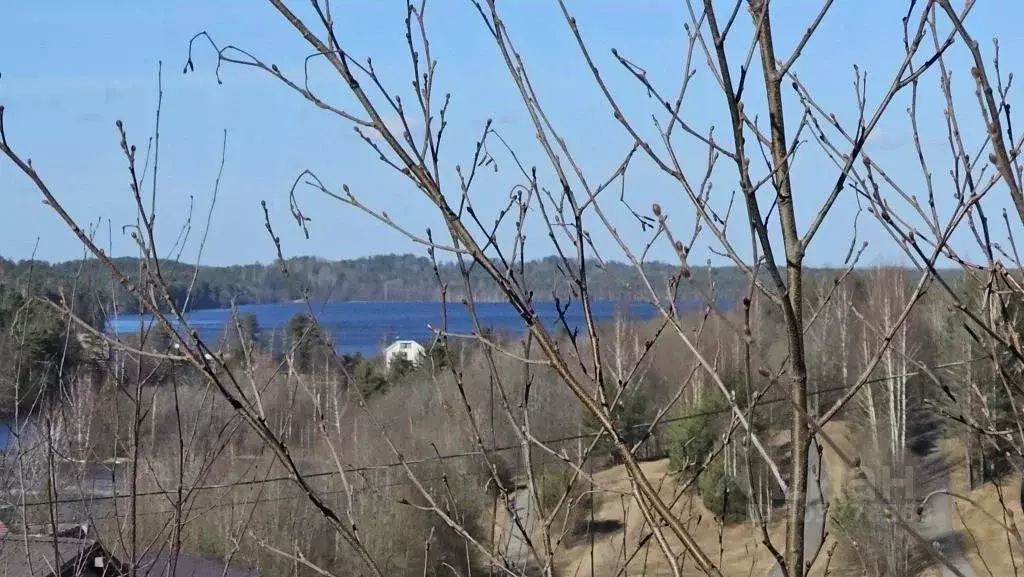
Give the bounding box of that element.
[0,253,956,315]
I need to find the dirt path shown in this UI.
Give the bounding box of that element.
[918,450,976,577]
[767,437,828,577]
[503,486,537,575]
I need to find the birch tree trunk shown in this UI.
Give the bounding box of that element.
[861,323,881,458]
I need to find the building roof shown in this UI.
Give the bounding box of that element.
[0,537,259,577]
[384,339,424,351]
[134,552,259,577]
[0,535,113,577]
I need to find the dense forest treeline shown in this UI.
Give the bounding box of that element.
[0,253,964,315]
[0,254,753,314]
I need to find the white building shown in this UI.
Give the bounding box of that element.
[383,339,426,370]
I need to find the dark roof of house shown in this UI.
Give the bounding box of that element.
[0,535,113,577]
[134,552,258,577]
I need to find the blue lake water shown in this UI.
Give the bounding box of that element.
[105,300,713,357]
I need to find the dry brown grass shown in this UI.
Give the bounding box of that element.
[550,459,783,577]
[535,422,861,577]
[818,421,856,501]
[943,438,1024,577]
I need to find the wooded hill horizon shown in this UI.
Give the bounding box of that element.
[0,253,965,314]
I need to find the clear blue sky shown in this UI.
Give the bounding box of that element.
[1,1,1020,268]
